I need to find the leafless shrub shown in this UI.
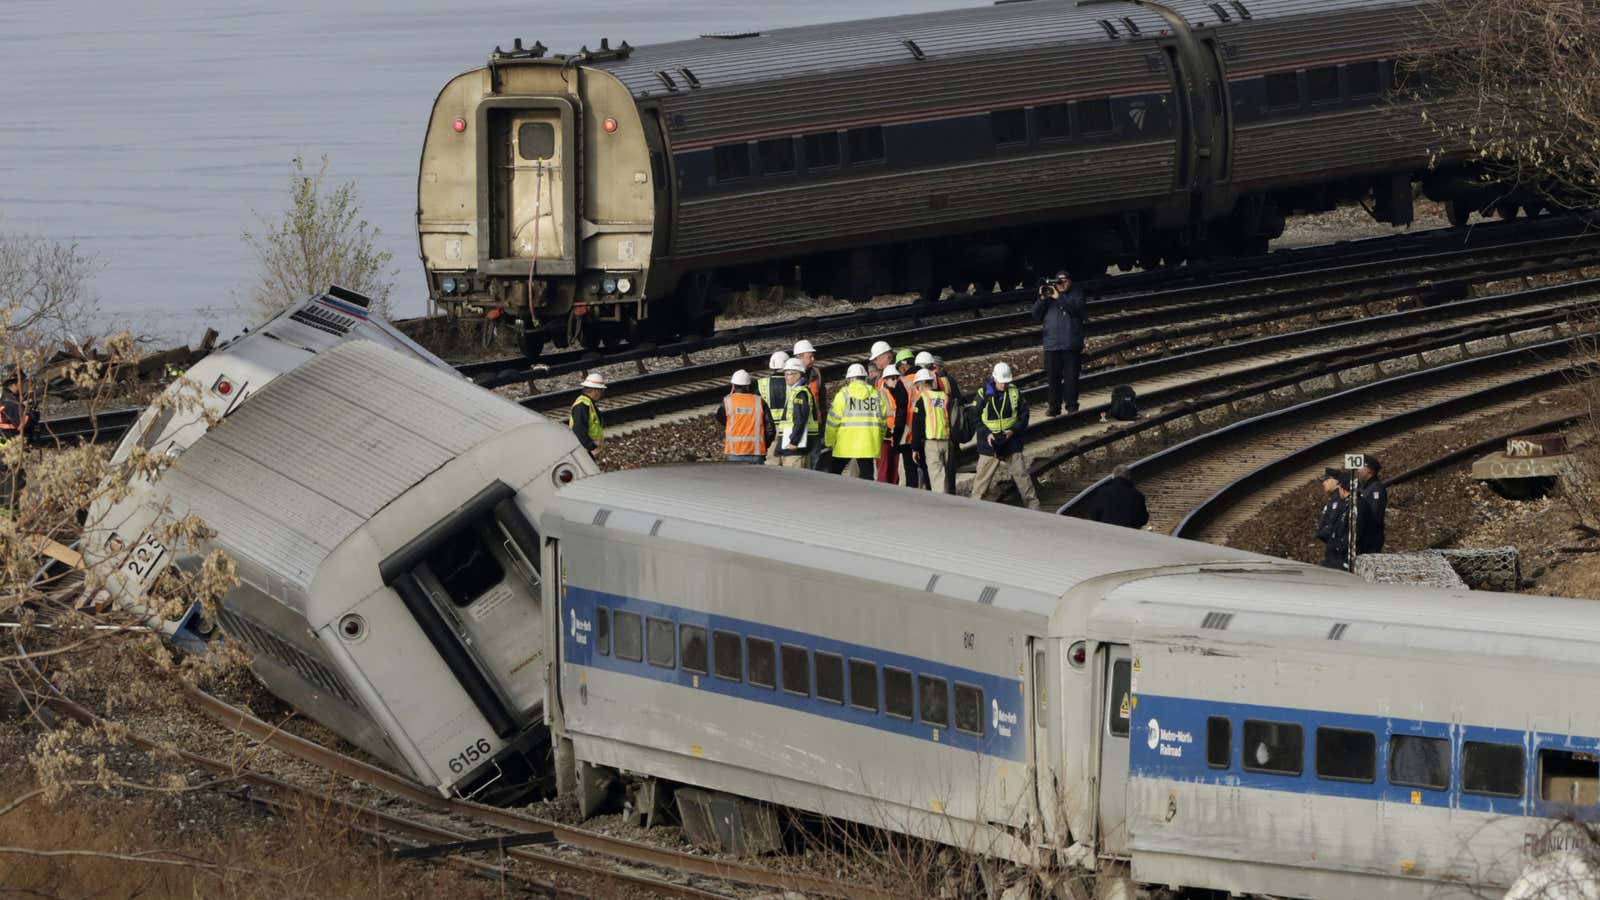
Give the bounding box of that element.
[1408,0,1600,212]
[242,155,394,324]
[0,229,99,361]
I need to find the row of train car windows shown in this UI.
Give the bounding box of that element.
[990,99,1115,147]
[714,126,884,181]
[1263,60,1384,110]
[593,607,987,735]
[1198,717,1597,803]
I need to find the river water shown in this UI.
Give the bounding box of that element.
[0,0,978,342]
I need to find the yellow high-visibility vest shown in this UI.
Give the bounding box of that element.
[919,390,951,440]
[570,394,603,445]
[981,386,1021,432]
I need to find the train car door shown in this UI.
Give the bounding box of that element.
[506,112,566,264]
[1097,644,1134,857]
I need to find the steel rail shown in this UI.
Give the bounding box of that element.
[182,686,880,899]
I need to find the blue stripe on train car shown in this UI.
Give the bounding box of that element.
[1130,693,1600,821]
[561,585,1028,762]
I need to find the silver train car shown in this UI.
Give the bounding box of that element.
[538,465,1600,897]
[87,323,597,802]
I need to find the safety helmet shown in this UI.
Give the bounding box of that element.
[879,367,900,379]
[869,340,893,359]
[894,349,915,364]
[730,369,752,387]
[846,363,869,379]
[992,362,1013,384]
[914,351,936,367]
[768,350,790,370]
[783,357,807,373]
[914,368,935,384]
[793,339,816,355]
[581,373,607,390]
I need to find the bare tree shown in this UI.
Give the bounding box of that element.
[0,230,99,363]
[1409,0,1600,213]
[242,155,394,323]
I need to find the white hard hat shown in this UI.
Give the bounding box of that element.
[768,350,790,370]
[992,362,1013,384]
[914,351,936,367]
[846,363,868,379]
[869,340,893,359]
[914,368,935,383]
[783,357,807,373]
[793,339,816,355]
[731,369,752,386]
[581,372,607,390]
[878,367,899,379]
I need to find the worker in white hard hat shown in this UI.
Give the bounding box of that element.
[825,363,885,479]
[868,339,895,377]
[971,361,1040,510]
[910,368,954,494]
[715,369,775,464]
[774,357,814,468]
[759,350,791,464]
[570,372,608,453]
[792,339,826,469]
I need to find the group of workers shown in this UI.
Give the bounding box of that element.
[1315,457,1389,570]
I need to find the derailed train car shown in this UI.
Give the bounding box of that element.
[418,0,1493,352]
[85,304,598,801]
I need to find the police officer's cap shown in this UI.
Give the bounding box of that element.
[1322,467,1349,488]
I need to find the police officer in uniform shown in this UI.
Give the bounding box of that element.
[1316,467,1353,570]
[569,373,607,452]
[1356,456,1388,555]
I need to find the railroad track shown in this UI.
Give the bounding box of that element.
[454,212,1595,386]
[519,235,1600,434]
[179,686,876,899]
[1054,335,1584,538]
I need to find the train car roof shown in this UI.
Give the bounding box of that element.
[584,0,1419,97]
[543,464,1275,617]
[139,340,559,603]
[1094,570,1600,668]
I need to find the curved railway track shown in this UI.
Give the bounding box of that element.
[1055,336,1584,538]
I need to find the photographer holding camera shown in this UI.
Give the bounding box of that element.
[1030,269,1088,416]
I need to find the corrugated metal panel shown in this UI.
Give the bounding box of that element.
[1162,0,1417,28]
[547,465,1268,611]
[1231,105,1435,185]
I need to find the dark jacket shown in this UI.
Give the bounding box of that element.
[714,388,778,449]
[1355,478,1388,554]
[1081,476,1149,529]
[777,388,812,456]
[1031,286,1088,352]
[1316,492,1351,569]
[974,378,1029,457]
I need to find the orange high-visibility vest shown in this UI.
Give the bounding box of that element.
[877,380,911,445]
[723,392,766,456]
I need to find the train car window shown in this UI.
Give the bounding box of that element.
[1033,650,1047,716]
[1207,717,1231,768]
[1265,72,1301,110]
[747,638,776,689]
[1347,61,1382,98]
[1463,741,1525,797]
[757,138,796,175]
[680,624,707,674]
[1108,660,1131,737]
[1078,99,1114,136]
[816,652,845,704]
[781,644,810,696]
[846,126,885,164]
[954,683,984,736]
[1308,66,1340,104]
[849,659,879,712]
[1388,735,1450,790]
[803,132,841,170]
[595,608,611,656]
[1539,749,1600,804]
[518,122,555,161]
[1315,728,1376,783]
[714,144,753,181]
[1035,104,1070,141]
[884,667,914,720]
[918,675,949,727]
[1241,720,1303,775]
[713,630,742,681]
[646,617,675,669]
[991,108,1028,146]
[613,611,643,662]
[423,524,505,607]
